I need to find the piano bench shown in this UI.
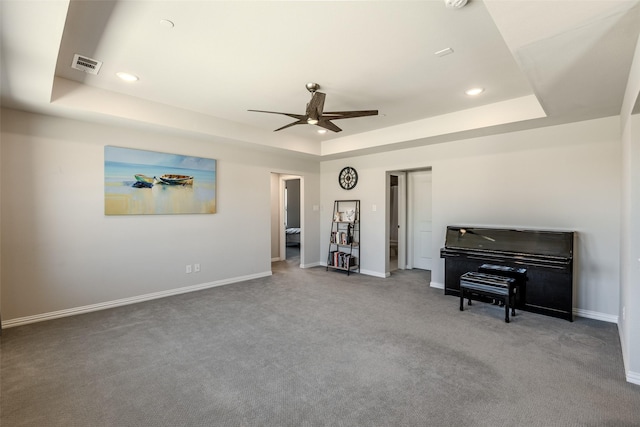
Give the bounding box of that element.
[459,272,517,323]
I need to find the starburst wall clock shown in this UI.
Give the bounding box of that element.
[338,166,358,190]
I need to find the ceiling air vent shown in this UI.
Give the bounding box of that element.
[71,54,102,75]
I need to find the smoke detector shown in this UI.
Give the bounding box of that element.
[71,54,102,75]
[445,0,468,8]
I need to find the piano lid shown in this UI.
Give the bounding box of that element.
[443,226,573,259]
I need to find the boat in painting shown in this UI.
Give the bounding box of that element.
[157,174,194,186]
[133,173,155,188]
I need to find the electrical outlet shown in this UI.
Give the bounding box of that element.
[194,263,200,272]
[186,264,192,274]
[622,306,626,321]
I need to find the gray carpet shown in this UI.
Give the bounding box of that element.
[1,260,639,426]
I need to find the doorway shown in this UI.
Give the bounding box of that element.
[387,172,406,273]
[390,175,399,271]
[387,169,432,274]
[270,173,303,266]
[284,178,301,263]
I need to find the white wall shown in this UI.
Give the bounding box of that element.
[0,109,320,323]
[321,116,622,319]
[620,113,640,384]
[619,31,640,384]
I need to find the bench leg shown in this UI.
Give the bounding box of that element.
[460,290,464,311]
[511,291,516,317]
[505,302,510,323]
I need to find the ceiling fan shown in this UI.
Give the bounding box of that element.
[249,83,378,133]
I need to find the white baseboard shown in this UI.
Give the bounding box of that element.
[300,262,322,269]
[2,271,272,329]
[430,281,444,289]
[424,289,616,323]
[271,257,281,262]
[317,262,385,278]
[573,308,618,323]
[618,322,640,386]
[359,268,387,278]
[627,370,640,386]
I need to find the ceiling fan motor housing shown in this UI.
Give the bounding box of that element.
[445,0,468,8]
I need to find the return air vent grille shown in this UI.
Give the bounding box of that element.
[71,54,102,75]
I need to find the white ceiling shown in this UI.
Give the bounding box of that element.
[2,0,639,158]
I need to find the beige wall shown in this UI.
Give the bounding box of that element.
[620,113,640,384]
[0,109,320,323]
[1,106,634,382]
[321,116,621,319]
[619,31,640,384]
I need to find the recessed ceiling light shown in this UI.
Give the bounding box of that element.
[116,72,139,82]
[317,129,327,134]
[465,87,484,96]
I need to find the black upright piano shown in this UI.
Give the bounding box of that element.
[440,226,575,321]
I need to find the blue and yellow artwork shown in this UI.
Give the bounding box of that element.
[104,146,216,215]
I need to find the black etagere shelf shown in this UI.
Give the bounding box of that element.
[326,200,360,275]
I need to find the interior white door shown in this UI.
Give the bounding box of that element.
[409,170,432,270]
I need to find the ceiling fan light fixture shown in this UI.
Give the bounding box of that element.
[307,118,319,125]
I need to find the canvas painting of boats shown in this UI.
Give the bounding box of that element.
[105,146,216,215]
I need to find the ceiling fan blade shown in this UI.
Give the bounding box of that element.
[322,110,378,120]
[274,119,307,132]
[248,109,306,121]
[317,118,342,133]
[306,92,326,121]
[248,110,308,131]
